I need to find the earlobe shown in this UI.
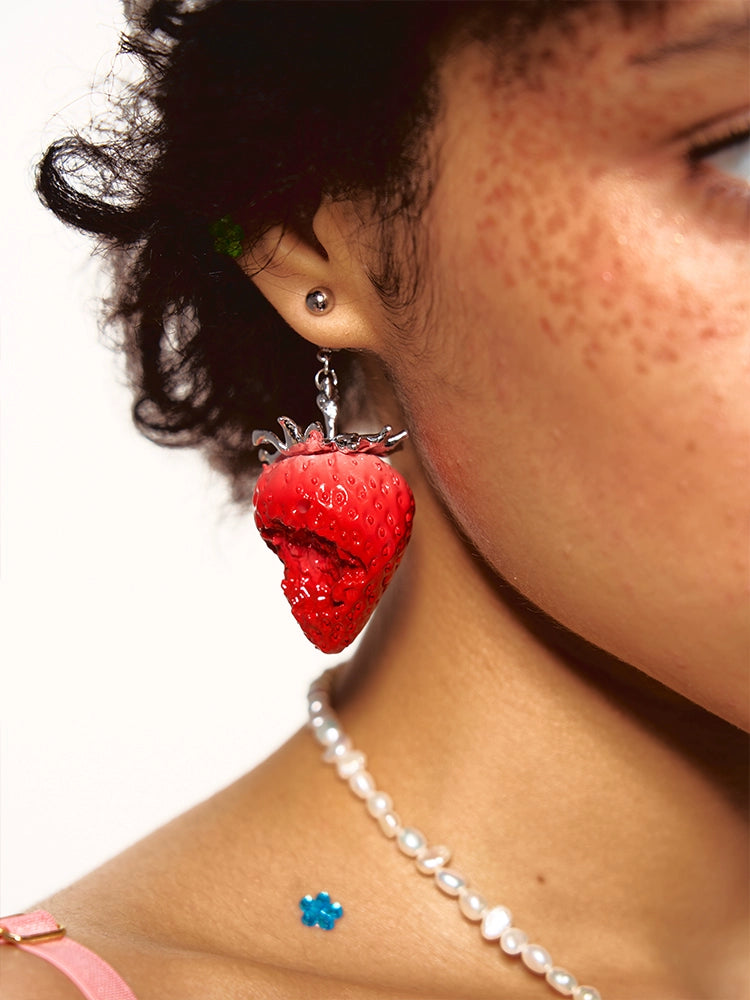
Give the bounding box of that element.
[239,201,380,352]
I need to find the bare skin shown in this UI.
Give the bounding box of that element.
[4,3,748,997]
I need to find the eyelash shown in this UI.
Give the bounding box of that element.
[687,127,749,165]
[683,114,750,204]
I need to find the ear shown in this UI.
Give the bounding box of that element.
[239,199,382,352]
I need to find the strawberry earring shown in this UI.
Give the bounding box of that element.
[252,337,415,654]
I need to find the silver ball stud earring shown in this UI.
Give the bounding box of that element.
[305,288,334,315]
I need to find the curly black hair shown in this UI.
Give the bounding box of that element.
[37,0,659,501]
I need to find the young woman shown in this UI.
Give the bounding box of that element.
[2,1,748,997]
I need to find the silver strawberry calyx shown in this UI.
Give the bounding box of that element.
[252,419,408,465]
[252,350,408,464]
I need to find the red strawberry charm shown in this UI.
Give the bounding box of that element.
[252,352,414,653]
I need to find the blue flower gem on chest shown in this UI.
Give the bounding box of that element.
[299,891,344,930]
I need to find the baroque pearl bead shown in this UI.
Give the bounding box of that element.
[322,737,351,762]
[349,770,375,798]
[522,944,552,974]
[546,967,578,996]
[312,716,342,747]
[398,827,426,857]
[336,750,367,779]
[458,887,487,921]
[435,869,466,896]
[415,845,451,875]
[500,927,529,955]
[366,791,392,817]
[378,810,401,837]
[573,988,601,1000]
[480,904,512,940]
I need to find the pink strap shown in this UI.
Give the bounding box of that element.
[0,910,137,1000]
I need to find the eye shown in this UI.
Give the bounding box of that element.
[703,131,750,182]
[677,113,750,229]
[687,125,750,184]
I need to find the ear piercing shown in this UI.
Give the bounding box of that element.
[305,288,334,314]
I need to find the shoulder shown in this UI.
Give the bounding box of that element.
[0,732,390,1000]
[2,730,454,1000]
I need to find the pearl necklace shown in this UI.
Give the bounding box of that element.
[307,668,603,999]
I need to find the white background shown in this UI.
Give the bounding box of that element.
[1,0,326,913]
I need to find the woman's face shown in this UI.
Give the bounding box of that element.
[383,1,749,726]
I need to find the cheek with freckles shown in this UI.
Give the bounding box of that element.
[395,36,750,726]
[464,41,748,379]
[466,108,747,395]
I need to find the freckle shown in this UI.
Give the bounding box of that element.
[685,439,697,453]
[582,340,604,369]
[536,874,547,885]
[567,185,585,209]
[652,345,679,363]
[545,210,567,236]
[478,236,501,266]
[503,272,517,289]
[476,215,497,232]
[540,316,559,344]
[631,336,646,354]
[700,326,718,340]
[475,169,487,185]
[549,288,568,305]
[635,361,650,375]
[621,312,633,330]
[575,218,603,258]
[485,182,513,205]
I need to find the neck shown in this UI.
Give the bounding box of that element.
[331,472,749,996]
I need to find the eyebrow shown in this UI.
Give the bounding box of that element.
[629,16,749,66]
